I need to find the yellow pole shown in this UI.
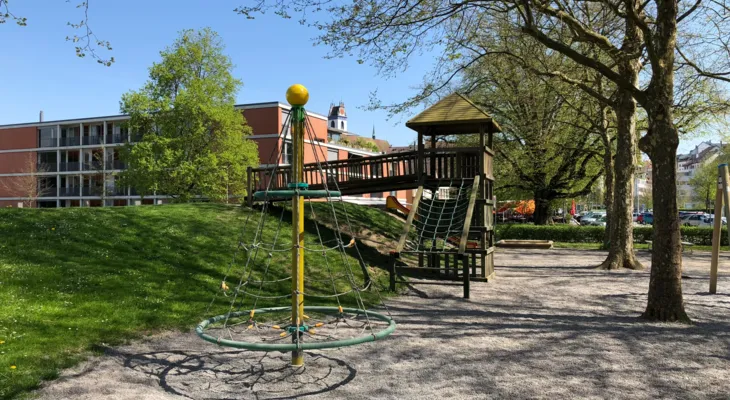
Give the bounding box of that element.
[286,84,309,366]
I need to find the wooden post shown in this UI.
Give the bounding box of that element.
[462,255,470,299]
[247,166,253,207]
[459,175,481,253]
[711,164,730,294]
[417,131,424,178]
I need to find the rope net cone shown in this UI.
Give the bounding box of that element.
[197,85,395,365]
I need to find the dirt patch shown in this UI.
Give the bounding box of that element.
[35,249,730,399]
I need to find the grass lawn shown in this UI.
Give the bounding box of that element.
[0,203,394,399]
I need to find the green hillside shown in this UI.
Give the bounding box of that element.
[0,203,397,399]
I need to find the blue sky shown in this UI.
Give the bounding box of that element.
[0,0,429,146]
[0,0,717,151]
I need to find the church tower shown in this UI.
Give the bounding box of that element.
[328,101,348,131]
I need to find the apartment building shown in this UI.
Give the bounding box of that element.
[0,102,389,208]
[676,141,724,209]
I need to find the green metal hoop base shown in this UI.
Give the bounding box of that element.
[252,190,341,200]
[196,306,396,352]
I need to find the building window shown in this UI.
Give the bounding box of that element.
[38,127,56,148]
[329,132,341,142]
[330,121,335,128]
[328,148,338,161]
[340,121,345,130]
[282,140,292,164]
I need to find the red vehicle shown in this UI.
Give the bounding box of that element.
[637,213,644,224]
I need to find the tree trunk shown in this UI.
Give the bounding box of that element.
[637,0,690,323]
[598,20,642,271]
[533,197,551,225]
[600,106,614,250]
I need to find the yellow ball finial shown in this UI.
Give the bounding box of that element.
[286,84,309,106]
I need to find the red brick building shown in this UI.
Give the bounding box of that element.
[0,101,399,208]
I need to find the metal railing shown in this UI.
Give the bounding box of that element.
[106,186,128,196]
[59,187,80,197]
[105,160,126,170]
[60,137,81,147]
[36,162,57,172]
[83,136,103,145]
[39,138,57,148]
[106,133,129,144]
[82,161,104,171]
[59,162,81,172]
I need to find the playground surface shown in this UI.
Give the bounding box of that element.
[35,249,730,399]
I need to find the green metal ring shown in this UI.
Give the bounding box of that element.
[288,183,310,189]
[196,306,396,351]
[252,190,341,200]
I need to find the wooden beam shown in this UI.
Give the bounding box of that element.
[459,175,481,254]
[396,184,424,253]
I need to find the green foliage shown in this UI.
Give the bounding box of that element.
[496,224,727,246]
[120,28,258,203]
[455,34,605,212]
[0,203,392,399]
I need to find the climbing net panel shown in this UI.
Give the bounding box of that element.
[401,178,480,254]
[197,86,394,365]
[389,176,483,298]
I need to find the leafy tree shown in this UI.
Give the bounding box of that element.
[457,41,605,225]
[120,28,258,203]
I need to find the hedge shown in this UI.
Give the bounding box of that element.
[495,224,728,246]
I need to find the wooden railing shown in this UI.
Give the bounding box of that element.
[247,147,487,199]
[249,151,418,194]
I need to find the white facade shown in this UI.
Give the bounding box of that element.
[676,141,723,209]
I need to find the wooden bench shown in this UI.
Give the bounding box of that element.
[645,240,694,254]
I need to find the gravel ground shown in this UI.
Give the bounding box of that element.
[35,249,730,400]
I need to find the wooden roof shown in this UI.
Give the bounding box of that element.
[406,93,501,134]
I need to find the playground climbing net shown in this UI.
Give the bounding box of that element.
[197,85,395,366]
[403,179,477,253]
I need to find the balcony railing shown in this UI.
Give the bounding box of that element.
[82,187,104,196]
[36,162,57,172]
[60,137,81,147]
[107,186,128,196]
[39,138,57,148]
[39,188,58,198]
[82,161,105,171]
[106,133,129,144]
[105,160,126,170]
[83,136,103,145]
[59,162,81,172]
[59,187,80,197]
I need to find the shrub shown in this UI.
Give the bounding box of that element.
[495,223,728,246]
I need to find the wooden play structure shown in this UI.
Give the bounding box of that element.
[710,163,730,294]
[388,93,499,299]
[246,93,499,299]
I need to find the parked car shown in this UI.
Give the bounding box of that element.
[698,216,728,228]
[681,213,706,226]
[637,213,644,224]
[590,215,608,227]
[641,212,654,225]
[633,212,640,222]
[581,212,606,226]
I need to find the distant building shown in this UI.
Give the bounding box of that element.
[0,101,395,207]
[635,160,652,212]
[676,141,724,209]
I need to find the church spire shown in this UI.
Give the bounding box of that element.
[372,125,376,139]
